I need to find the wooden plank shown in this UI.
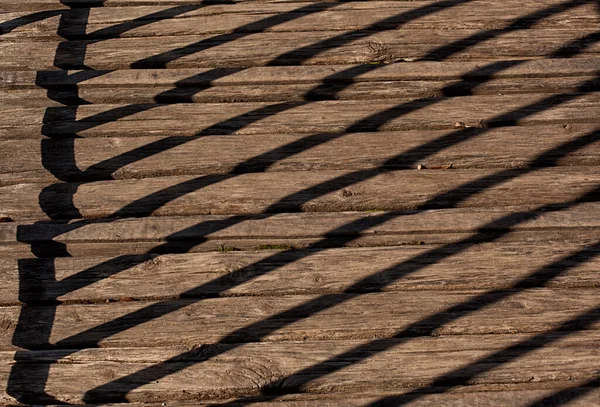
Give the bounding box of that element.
[1,124,599,186]
[5,59,600,89]
[2,332,600,403]
[1,28,599,70]
[2,202,599,258]
[2,0,591,26]
[2,288,600,350]
[3,166,599,221]
[3,1,598,40]
[19,93,600,130]
[0,0,412,12]
[31,387,600,407]
[3,76,600,107]
[2,242,599,304]
[3,93,600,139]
[0,1,407,25]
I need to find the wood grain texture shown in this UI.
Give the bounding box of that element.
[3,92,600,139]
[2,0,600,403]
[2,28,600,70]
[2,203,598,258]
[2,288,600,349]
[2,242,599,304]
[3,76,600,107]
[2,124,599,185]
[1,0,427,12]
[2,1,598,40]
[3,167,599,220]
[2,332,600,403]
[29,387,600,407]
[4,59,600,89]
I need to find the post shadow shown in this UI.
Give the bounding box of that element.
[7,0,600,404]
[21,156,600,403]
[12,50,600,405]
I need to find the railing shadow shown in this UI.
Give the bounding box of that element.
[5,0,472,401]
[3,0,600,403]
[527,377,600,407]
[9,132,600,402]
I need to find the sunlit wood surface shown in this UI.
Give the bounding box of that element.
[1,0,599,405]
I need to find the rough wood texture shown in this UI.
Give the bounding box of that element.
[4,76,600,106]
[3,288,600,349]
[2,203,598,258]
[4,59,600,88]
[3,93,600,139]
[1,242,599,305]
[2,0,600,404]
[32,388,600,407]
[2,28,600,70]
[2,1,598,40]
[1,0,420,12]
[2,124,599,185]
[3,167,599,220]
[3,332,600,403]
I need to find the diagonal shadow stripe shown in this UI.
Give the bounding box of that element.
[0,10,63,34]
[363,305,600,406]
[526,377,600,407]
[11,138,599,402]
[82,222,600,402]
[7,0,482,402]
[38,2,600,224]
[65,72,600,401]
[9,31,597,402]
[8,0,600,404]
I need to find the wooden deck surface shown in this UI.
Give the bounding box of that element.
[1,0,599,405]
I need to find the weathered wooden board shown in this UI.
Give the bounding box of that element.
[0,1,422,24]
[32,387,600,407]
[4,76,600,107]
[2,332,600,403]
[3,203,599,258]
[3,0,594,25]
[5,59,600,89]
[1,0,599,403]
[3,167,599,220]
[2,28,600,70]
[2,1,598,40]
[2,288,600,350]
[3,93,600,139]
[2,124,599,185]
[1,0,433,12]
[2,242,599,304]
